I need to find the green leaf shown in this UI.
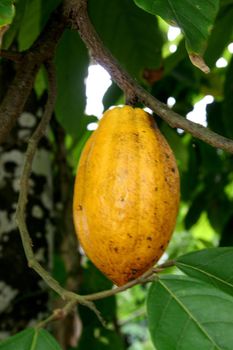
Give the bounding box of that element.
[184,191,206,229]
[176,247,233,296]
[103,83,123,110]
[0,0,15,27]
[34,66,47,98]
[40,0,61,29]
[204,4,233,68]
[3,0,29,49]
[134,0,220,73]
[89,0,163,80]
[55,29,90,137]
[223,56,233,139]
[206,101,225,136]
[0,328,62,350]
[18,0,41,51]
[181,142,199,202]
[164,39,187,75]
[147,275,233,350]
[17,0,61,51]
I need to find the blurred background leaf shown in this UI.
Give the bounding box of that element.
[0,0,15,27]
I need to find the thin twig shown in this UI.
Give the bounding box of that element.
[83,260,175,302]
[15,61,72,299]
[36,300,77,329]
[66,0,233,154]
[0,50,22,62]
[35,258,173,329]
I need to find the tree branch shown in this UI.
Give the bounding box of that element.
[0,5,66,144]
[35,260,173,329]
[65,0,233,154]
[0,49,22,62]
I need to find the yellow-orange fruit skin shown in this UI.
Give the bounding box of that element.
[73,106,180,286]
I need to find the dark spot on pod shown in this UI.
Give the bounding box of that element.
[77,205,83,211]
[171,167,176,173]
[120,197,125,202]
[147,245,151,248]
[127,233,133,238]
[154,187,158,191]
[160,244,164,250]
[165,154,170,159]
[147,236,152,241]
[114,247,118,253]
[131,269,138,275]
[132,132,140,143]
[142,130,146,133]
[137,257,141,261]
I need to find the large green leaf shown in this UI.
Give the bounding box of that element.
[0,0,15,27]
[147,275,233,350]
[17,0,41,50]
[89,0,163,80]
[176,247,233,296]
[204,4,233,68]
[55,29,92,138]
[0,328,62,350]
[17,0,60,50]
[3,0,60,49]
[206,101,226,137]
[134,0,220,73]
[3,0,29,49]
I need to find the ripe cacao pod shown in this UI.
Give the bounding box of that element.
[73,106,180,286]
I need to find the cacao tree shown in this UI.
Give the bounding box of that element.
[0,0,233,349]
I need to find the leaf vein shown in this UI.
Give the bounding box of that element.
[159,279,222,349]
[177,262,233,292]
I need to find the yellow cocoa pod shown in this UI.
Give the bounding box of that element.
[73,106,180,286]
